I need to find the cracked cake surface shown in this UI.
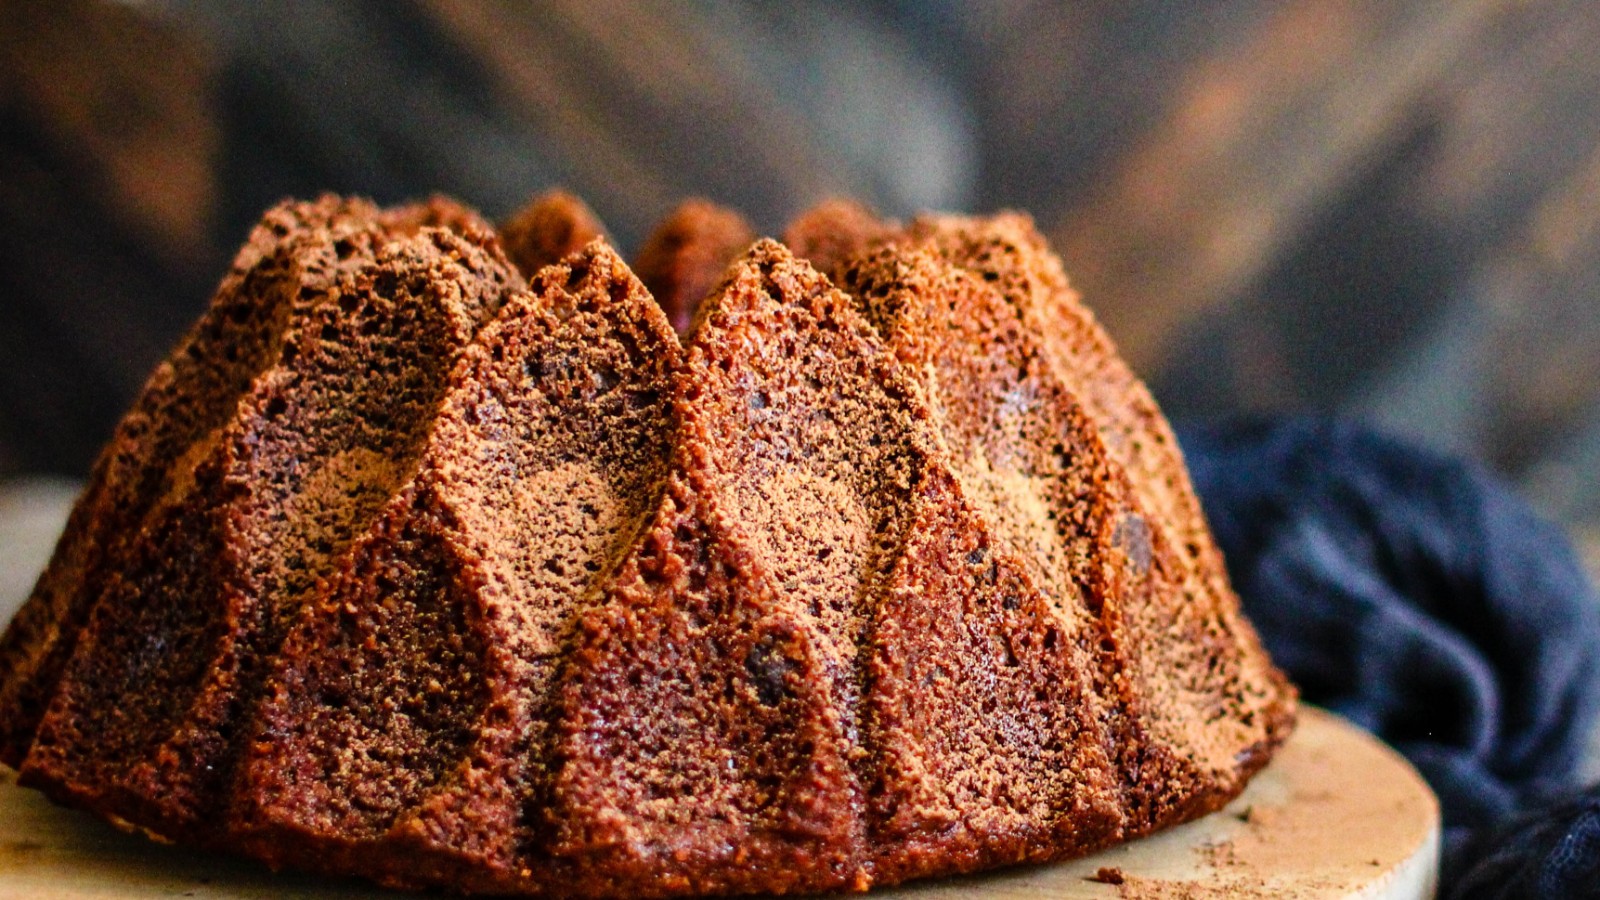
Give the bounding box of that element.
[0,190,1295,897]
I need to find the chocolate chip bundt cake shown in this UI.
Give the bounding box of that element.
[0,191,1295,897]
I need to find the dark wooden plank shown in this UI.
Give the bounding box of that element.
[1044,0,1508,374]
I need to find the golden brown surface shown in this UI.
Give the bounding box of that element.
[631,198,754,335]
[499,190,609,279]
[0,193,1294,898]
[783,198,895,280]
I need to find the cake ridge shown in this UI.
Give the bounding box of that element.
[549,478,865,895]
[891,212,1293,823]
[233,239,685,891]
[860,466,1126,882]
[0,195,388,769]
[633,198,755,337]
[17,221,516,839]
[550,239,904,892]
[843,239,1180,824]
[499,189,609,280]
[843,241,1206,849]
[782,197,895,282]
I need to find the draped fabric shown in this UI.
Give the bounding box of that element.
[1180,418,1600,897]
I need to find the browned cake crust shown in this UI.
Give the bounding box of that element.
[231,241,683,893]
[782,197,895,280]
[10,200,519,839]
[384,193,505,244]
[0,194,1294,898]
[891,215,1295,821]
[631,198,754,335]
[500,189,609,280]
[0,194,394,769]
[839,239,1292,838]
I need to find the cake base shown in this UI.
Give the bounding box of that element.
[876,706,1438,898]
[0,707,1435,899]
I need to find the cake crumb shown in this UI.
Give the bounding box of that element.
[1088,866,1125,885]
[1198,839,1239,867]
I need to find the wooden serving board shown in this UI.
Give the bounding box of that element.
[0,708,1436,900]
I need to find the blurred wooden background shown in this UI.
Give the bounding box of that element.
[1,0,1596,561]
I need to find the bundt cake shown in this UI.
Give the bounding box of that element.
[0,190,1295,897]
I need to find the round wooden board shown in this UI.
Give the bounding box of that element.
[0,708,1436,900]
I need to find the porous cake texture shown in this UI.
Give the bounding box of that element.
[0,191,1295,897]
